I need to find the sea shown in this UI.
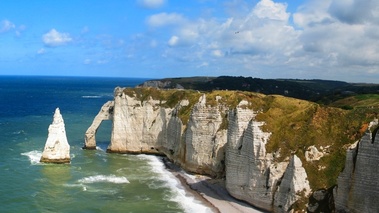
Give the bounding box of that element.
[0,76,213,213]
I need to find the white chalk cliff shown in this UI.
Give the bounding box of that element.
[334,127,379,213]
[85,88,313,212]
[85,101,114,149]
[40,108,70,163]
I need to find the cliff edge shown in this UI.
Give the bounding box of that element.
[85,87,378,212]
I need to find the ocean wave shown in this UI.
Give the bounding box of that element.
[138,155,213,213]
[81,95,103,99]
[78,175,129,184]
[12,130,25,135]
[21,150,42,165]
[96,146,104,151]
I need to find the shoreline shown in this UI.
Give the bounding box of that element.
[162,158,266,213]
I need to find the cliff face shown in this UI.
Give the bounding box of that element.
[85,87,378,212]
[108,88,228,177]
[85,87,316,211]
[334,123,379,213]
[109,88,170,153]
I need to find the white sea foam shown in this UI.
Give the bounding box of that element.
[78,175,129,184]
[96,146,104,151]
[21,150,42,165]
[82,95,102,99]
[12,130,25,135]
[138,155,213,213]
[65,183,117,193]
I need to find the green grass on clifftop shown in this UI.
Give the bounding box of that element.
[123,87,379,190]
[256,95,379,189]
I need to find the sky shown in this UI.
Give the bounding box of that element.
[1,0,379,83]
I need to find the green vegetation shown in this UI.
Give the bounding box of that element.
[256,95,379,189]
[139,76,379,105]
[330,94,379,109]
[122,87,379,192]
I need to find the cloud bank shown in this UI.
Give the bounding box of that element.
[142,0,379,81]
[2,0,379,82]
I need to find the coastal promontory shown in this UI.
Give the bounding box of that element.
[85,85,379,212]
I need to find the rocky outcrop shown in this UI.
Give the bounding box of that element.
[84,101,114,149]
[224,103,311,211]
[334,127,379,213]
[274,155,311,212]
[183,94,227,176]
[40,108,70,164]
[305,145,325,162]
[225,102,278,210]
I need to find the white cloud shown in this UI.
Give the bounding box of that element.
[138,0,165,9]
[15,25,26,37]
[81,26,89,34]
[168,36,179,46]
[97,60,109,64]
[37,48,46,54]
[292,0,379,75]
[212,50,223,57]
[84,59,91,64]
[146,13,185,27]
[141,0,379,82]
[0,20,15,33]
[293,1,333,28]
[198,62,209,68]
[328,0,379,24]
[253,0,290,21]
[42,29,72,47]
[159,0,299,60]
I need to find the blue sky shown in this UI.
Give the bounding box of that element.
[1,0,379,83]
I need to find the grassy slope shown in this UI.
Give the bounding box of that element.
[123,88,379,191]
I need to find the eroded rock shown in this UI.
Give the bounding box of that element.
[40,108,70,164]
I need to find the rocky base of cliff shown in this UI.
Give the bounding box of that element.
[82,146,97,150]
[40,157,71,164]
[307,187,335,213]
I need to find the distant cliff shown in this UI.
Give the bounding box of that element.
[85,87,378,212]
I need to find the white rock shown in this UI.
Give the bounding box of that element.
[84,101,114,149]
[274,155,311,212]
[40,108,70,163]
[305,145,324,162]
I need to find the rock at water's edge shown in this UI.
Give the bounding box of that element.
[40,108,70,164]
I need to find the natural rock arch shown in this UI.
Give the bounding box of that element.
[83,101,114,149]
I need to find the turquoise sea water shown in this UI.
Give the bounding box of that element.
[0,76,212,213]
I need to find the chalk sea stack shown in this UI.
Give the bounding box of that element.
[40,108,70,164]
